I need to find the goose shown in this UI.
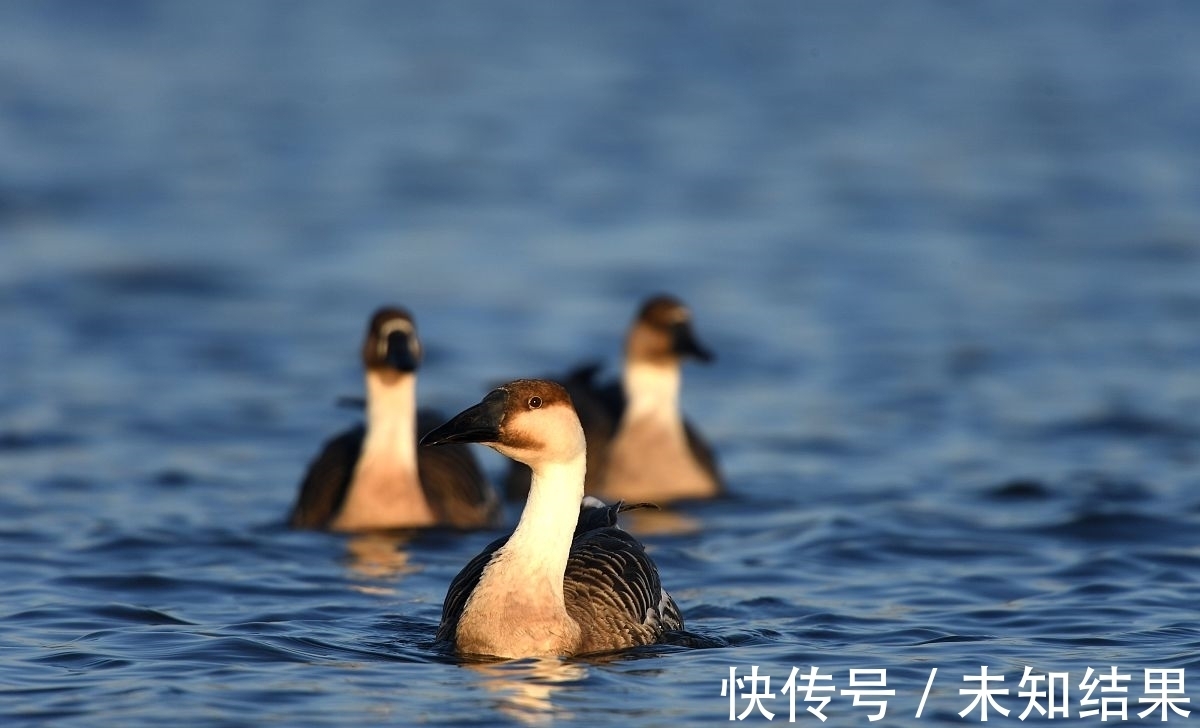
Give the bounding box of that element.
[505,294,723,503]
[289,307,499,531]
[421,379,683,658]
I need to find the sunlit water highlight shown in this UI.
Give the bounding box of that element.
[2,3,1200,726]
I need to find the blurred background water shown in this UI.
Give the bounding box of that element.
[2,1,1200,725]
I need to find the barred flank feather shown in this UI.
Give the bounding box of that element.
[437,499,682,653]
[289,427,365,528]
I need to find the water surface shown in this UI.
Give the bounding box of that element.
[2,2,1200,726]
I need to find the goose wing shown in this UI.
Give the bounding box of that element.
[563,362,624,418]
[288,425,365,529]
[561,524,683,654]
[416,409,499,528]
[684,421,723,493]
[435,533,509,644]
[436,501,663,646]
[566,365,623,495]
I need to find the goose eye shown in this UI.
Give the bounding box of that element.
[528,396,542,409]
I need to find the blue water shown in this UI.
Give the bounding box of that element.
[3,2,1200,725]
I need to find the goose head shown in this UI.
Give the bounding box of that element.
[626,294,713,367]
[362,306,423,375]
[421,379,585,469]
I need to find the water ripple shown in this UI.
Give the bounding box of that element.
[3,3,1200,726]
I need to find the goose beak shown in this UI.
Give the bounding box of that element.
[672,322,714,363]
[384,331,420,372]
[420,389,506,446]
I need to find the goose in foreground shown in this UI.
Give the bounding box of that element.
[422,379,684,658]
[289,307,499,531]
[505,294,723,503]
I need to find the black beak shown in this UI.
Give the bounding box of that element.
[672,322,714,363]
[383,331,420,372]
[420,389,507,446]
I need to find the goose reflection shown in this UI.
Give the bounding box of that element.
[343,531,419,591]
[467,658,588,726]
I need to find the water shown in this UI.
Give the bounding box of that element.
[3,2,1200,725]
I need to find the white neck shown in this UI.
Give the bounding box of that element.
[330,370,432,531]
[361,370,418,477]
[623,360,681,423]
[496,454,586,605]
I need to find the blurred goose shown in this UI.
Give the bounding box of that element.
[505,294,723,503]
[422,379,683,658]
[289,307,499,531]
